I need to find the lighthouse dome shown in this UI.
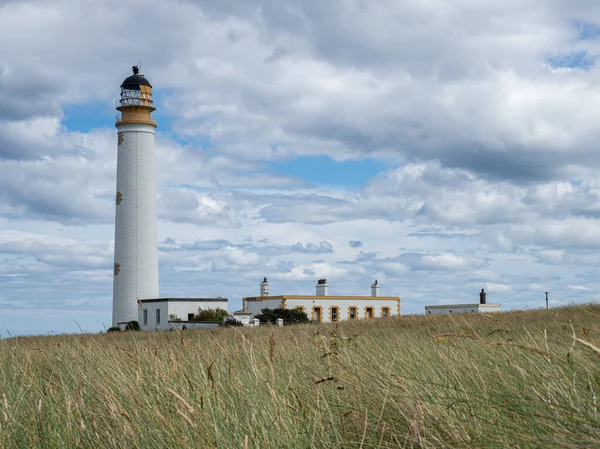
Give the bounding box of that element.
[121,66,152,90]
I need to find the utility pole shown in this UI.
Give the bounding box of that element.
[545,292,550,310]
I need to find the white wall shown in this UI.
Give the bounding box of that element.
[245,299,285,315]
[139,300,229,331]
[169,322,221,330]
[112,122,159,326]
[230,313,252,325]
[285,297,400,323]
[244,297,400,323]
[167,300,228,322]
[424,304,501,315]
[139,301,169,331]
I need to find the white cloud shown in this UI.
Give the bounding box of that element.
[420,253,485,271]
[568,285,592,292]
[2,0,600,334]
[484,283,513,293]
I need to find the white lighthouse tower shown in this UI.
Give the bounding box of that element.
[112,66,159,326]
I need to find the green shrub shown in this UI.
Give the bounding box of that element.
[255,308,309,325]
[107,326,121,332]
[223,318,244,327]
[125,320,139,331]
[191,308,228,322]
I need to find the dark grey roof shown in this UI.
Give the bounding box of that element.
[121,74,152,90]
[139,298,228,303]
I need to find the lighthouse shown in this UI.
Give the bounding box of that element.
[112,66,159,326]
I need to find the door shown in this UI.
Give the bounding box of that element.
[312,307,322,322]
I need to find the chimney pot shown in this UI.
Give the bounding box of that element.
[316,278,328,296]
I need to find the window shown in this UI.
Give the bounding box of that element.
[330,306,339,322]
[381,307,390,318]
[295,305,305,313]
[143,309,148,325]
[188,313,194,321]
[348,307,357,320]
[365,307,374,318]
[156,308,161,324]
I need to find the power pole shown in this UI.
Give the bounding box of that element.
[545,292,549,310]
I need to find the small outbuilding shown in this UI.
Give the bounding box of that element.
[138,297,228,331]
[226,310,254,326]
[424,289,501,315]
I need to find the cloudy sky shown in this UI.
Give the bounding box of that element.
[2,0,600,335]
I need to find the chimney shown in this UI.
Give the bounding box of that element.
[260,277,269,297]
[371,280,380,297]
[479,288,486,305]
[316,278,328,296]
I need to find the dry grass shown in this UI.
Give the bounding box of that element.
[1,304,600,448]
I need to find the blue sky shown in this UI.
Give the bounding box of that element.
[2,0,600,336]
[546,50,595,70]
[63,100,388,188]
[269,156,387,187]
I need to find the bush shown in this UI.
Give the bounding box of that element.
[223,318,244,327]
[125,321,139,331]
[107,327,121,332]
[169,314,182,322]
[255,308,309,325]
[191,308,228,322]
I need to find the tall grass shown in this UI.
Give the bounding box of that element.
[1,304,599,448]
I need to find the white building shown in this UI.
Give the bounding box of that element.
[424,304,501,315]
[137,298,228,331]
[243,278,400,323]
[112,66,160,326]
[424,289,501,315]
[226,311,254,326]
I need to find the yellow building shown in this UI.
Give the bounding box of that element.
[243,278,400,323]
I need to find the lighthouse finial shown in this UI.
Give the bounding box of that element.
[132,65,139,75]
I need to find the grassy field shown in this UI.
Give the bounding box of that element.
[1,304,600,449]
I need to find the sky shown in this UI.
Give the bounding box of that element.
[2,0,600,336]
